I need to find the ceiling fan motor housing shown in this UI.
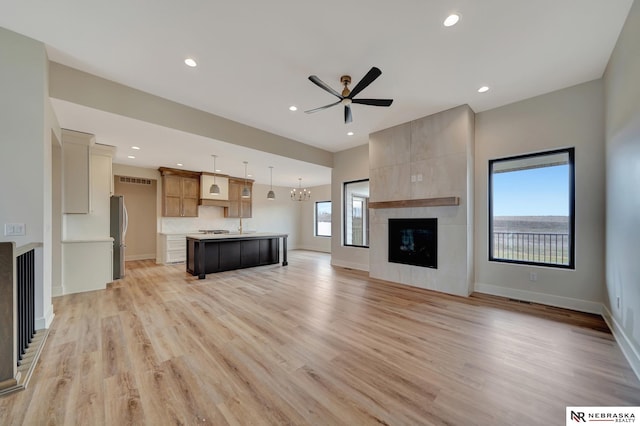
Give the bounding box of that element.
[340,75,351,97]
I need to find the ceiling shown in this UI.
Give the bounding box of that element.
[0,0,633,187]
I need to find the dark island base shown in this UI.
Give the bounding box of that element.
[187,235,288,279]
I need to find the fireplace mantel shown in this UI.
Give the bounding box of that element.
[369,197,459,209]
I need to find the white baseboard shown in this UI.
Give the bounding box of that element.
[125,253,156,261]
[331,259,369,272]
[474,282,602,314]
[35,303,55,330]
[296,245,331,254]
[51,284,64,297]
[602,305,640,380]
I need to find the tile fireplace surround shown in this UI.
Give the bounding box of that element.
[369,104,474,297]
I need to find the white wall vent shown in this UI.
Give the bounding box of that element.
[118,176,152,185]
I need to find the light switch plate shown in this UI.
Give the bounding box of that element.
[4,223,26,236]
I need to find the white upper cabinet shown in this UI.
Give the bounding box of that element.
[62,129,94,214]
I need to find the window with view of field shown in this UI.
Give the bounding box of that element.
[489,148,575,269]
[315,201,331,237]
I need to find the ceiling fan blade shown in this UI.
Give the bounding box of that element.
[352,98,394,107]
[304,100,341,114]
[308,75,342,99]
[345,105,352,124]
[348,67,382,99]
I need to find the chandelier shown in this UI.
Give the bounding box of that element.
[291,178,310,201]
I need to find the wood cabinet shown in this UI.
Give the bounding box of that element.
[224,178,253,218]
[159,168,200,217]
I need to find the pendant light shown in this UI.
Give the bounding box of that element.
[267,166,275,200]
[209,155,220,195]
[291,178,310,201]
[241,161,251,198]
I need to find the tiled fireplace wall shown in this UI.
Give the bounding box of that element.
[369,105,475,296]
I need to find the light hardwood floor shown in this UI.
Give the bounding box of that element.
[1,250,639,425]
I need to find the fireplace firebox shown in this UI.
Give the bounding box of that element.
[388,218,437,268]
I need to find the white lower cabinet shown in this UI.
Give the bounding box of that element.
[62,239,113,294]
[160,234,187,263]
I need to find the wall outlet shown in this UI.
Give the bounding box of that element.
[4,223,26,236]
[529,271,538,282]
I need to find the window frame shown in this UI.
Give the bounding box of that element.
[488,147,575,269]
[314,200,332,238]
[343,179,370,248]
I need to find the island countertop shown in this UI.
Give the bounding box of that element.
[185,232,288,240]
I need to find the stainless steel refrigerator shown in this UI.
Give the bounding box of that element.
[110,195,128,279]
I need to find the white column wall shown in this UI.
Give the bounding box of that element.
[603,0,640,377]
[0,28,54,328]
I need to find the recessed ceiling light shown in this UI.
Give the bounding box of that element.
[131,146,140,150]
[177,163,184,166]
[184,58,197,67]
[347,131,354,136]
[478,86,490,93]
[127,155,135,159]
[289,105,298,111]
[443,14,460,27]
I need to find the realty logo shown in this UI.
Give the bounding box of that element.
[570,411,586,422]
[567,406,639,424]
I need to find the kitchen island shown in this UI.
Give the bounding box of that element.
[186,232,288,279]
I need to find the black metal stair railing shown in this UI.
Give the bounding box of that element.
[16,248,35,365]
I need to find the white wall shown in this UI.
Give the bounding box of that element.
[603,0,640,377]
[474,79,605,313]
[246,183,300,248]
[331,144,370,270]
[0,28,54,328]
[298,184,331,253]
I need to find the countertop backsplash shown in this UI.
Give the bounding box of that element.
[160,205,254,234]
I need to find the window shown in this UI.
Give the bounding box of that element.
[489,148,575,268]
[315,201,331,237]
[344,179,369,247]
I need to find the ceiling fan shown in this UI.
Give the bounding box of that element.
[305,67,393,124]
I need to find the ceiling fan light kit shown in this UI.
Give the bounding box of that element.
[305,67,393,123]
